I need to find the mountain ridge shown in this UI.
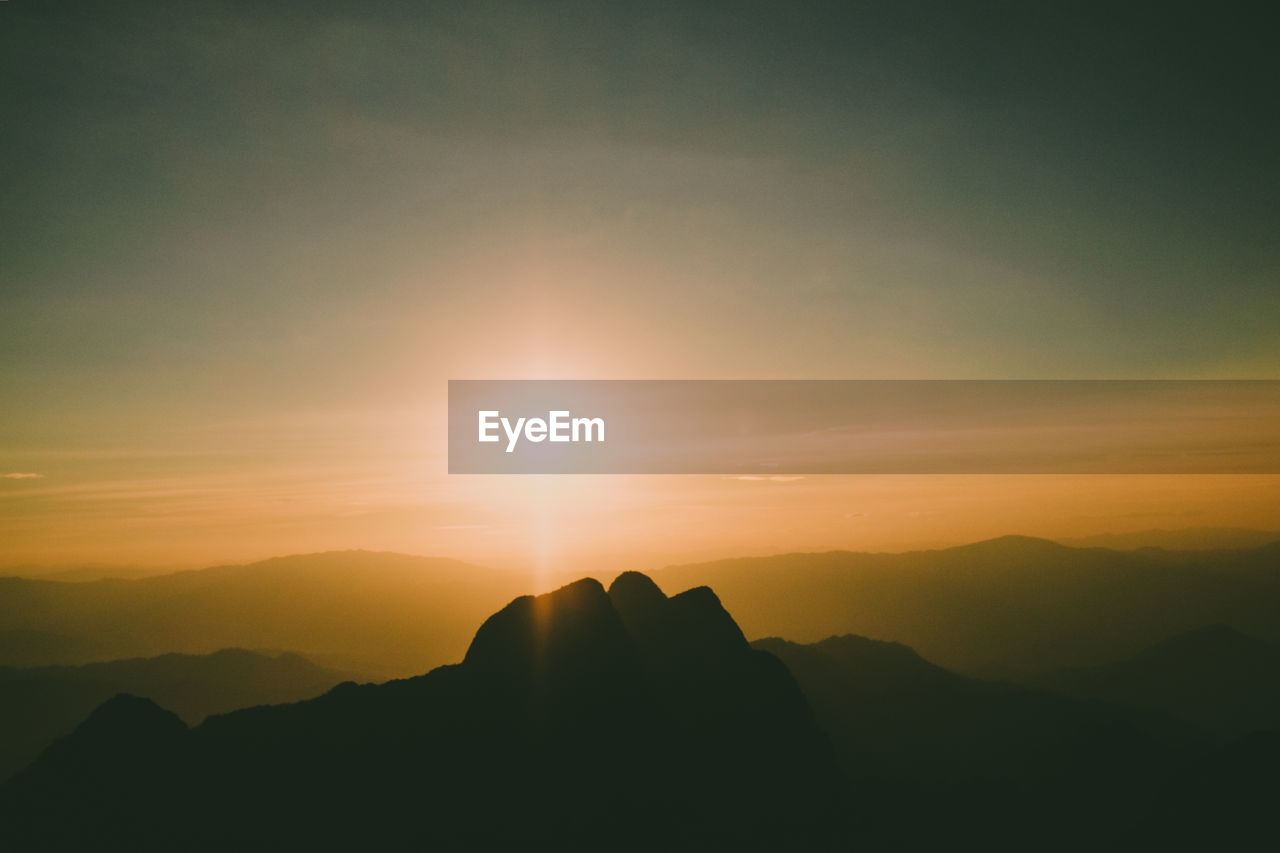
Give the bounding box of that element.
[2,573,841,851]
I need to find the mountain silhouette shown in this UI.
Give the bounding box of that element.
[0,648,361,781]
[6,568,1276,851]
[606,572,839,814]
[0,575,841,852]
[1,695,189,851]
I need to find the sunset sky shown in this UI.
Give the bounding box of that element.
[2,2,1277,573]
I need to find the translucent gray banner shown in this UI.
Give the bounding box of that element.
[447,380,1280,474]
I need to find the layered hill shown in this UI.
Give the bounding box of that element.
[0,550,529,676]
[755,634,1201,781]
[1033,625,1280,738]
[655,536,1280,674]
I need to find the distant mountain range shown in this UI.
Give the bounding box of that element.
[653,535,1280,674]
[0,551,531,676]
[5,538,1279,679]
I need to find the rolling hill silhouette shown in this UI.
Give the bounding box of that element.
[0,575,841,852]
[0,648,361,781]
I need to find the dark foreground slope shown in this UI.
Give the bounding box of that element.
[1135,730,1280,853]
[0,574,840,852]
[757,633,1277,852]
[755,635,1201,782]
[1032,625,1280,738]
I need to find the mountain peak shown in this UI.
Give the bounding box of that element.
[958,534,1071,554]
[608,574,749,669]
[1,574,840,850]
[73,693,187,741]
[461,577,635,683]
[607,570,668,615]
[9,693,188,790]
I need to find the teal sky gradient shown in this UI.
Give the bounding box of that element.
[2,1,1277,567]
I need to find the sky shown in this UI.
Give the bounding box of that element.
[2,1,1278,572]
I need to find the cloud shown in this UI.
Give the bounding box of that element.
[3,472,45,480]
